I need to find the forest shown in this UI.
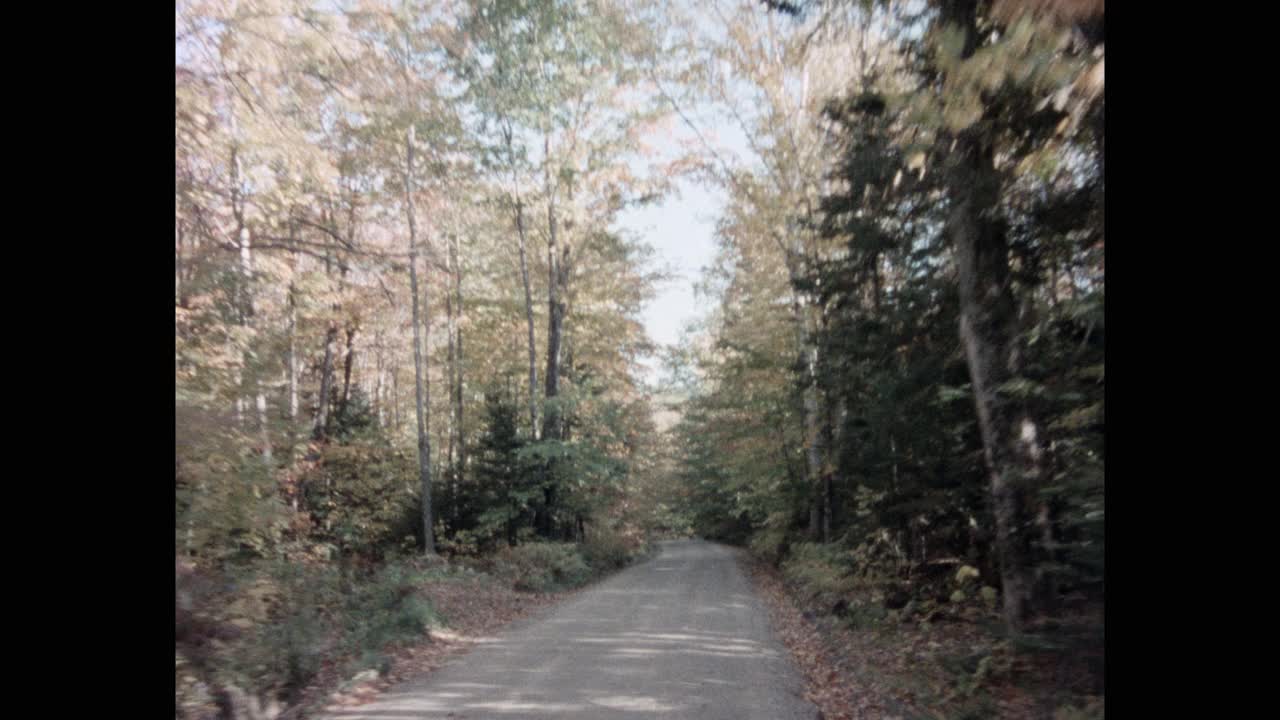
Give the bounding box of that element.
[176,0,1103,718]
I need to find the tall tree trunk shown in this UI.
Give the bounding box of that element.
[287,278,299,441]
[313,321,338,441]
[822,433,832,542]
[235,373,245,428]
[516,202,539,436]
[562,332,573,441]
[286,275,300,510]
[804,358,823,542]
[538,138,570,538]
[335,169,360,430]
[254,394,271,465]
[815,316,834,544]
[1035,500,1060,613]
[392,362,401,433]
[1047,256,1060,308]
[375,346,385,429]
[953,196,1041,632]
[445,249,457,473]
[890,432,900,494]
[229,134,272,465]
[312,218,339,442]
[778,230,829,544]
[542,176,566,441]
[445,233,466,530]
[325,258,352,437]
[405,124,435,556]
[504,124,539,436]
[338,325,357,424]
[794,285,826,543]
[825,375,844,542]
[451,232,466,476]
[942,0,1043,634]
[176,219,186,308]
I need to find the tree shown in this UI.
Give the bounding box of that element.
[469,390,535,547]
[669,0,1104,636]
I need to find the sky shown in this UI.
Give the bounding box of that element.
[610,113,754,388]
[613,178,719,376]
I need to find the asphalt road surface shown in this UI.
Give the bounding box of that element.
[324,539,818,719]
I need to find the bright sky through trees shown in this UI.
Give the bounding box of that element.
[612,96,754,386]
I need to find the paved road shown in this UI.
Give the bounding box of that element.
[324,539,818,719]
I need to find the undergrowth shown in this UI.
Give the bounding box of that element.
[757,539,1104,719]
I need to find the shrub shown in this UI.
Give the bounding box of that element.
[300,440,419,558]
[494,542,592,592]
[341,561,439,666]
[227,562,342,698]
[580,528,636,572]
[748,514,792,565]
[781,542,858,601]
[265,605,330,694]
[220,559,437,700]
[942,641,1015,700]
[1054,697,1104,720]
